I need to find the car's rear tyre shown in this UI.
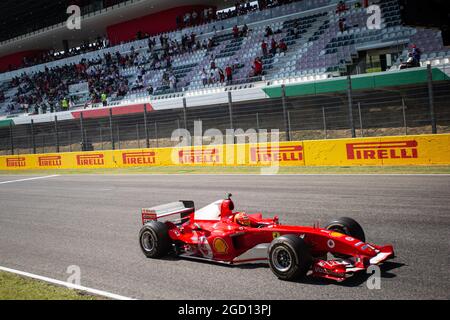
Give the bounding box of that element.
[268,235,312,281]
[325,217,366,242]
[139,222,171,258]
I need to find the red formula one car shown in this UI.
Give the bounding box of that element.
[138,194,394,282]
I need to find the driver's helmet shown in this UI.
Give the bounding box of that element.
[234,212,251,226]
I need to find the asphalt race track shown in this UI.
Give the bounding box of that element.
[0,174,449,300]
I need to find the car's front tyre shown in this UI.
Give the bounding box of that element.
[325,217,366,242]
[268,235,312,281]
[139,221,171,258]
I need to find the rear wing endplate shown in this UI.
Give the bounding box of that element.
[141,201,195,224]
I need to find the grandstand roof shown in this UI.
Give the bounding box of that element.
[0,0,225,57]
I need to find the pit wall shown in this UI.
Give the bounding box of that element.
[1,134,449,171]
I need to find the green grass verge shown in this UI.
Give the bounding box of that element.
[1,166,450,175]
[0,271,99,300]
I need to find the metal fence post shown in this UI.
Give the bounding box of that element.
[402,98,408,135]
[358,102,363,137]
[136,124,140,149]
[30,119,36,154]
[228,91,235,144]
[143,104,150,148]
[256,112,260,133]
[69,131,72,152]
[281,85,291,141]
[287,111,292,139]
[109,108,115,150]
[183,97,188,130]
[322,107,327,139]
[100,127,104,150]
[9,122,14,155]
[347,75,356,138]
[154,122,159,148]
[80,112,85,151]
[54,116,60,153]
[427,64,437,134]
[228,92,234,130]
[117,126,121,150]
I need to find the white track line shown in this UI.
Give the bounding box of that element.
[0,266,136,300]
[0,175,60,185]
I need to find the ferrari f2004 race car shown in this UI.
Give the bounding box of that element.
[138,194,395,282]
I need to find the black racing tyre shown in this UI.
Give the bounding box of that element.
[268,235,312,281]
[139,222,171,258]
[325,217,366,242]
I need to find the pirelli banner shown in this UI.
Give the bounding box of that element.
[0,134,449,170]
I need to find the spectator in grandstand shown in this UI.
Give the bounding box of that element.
[270,38,278,55]
[217,68,225,83]
[412,45,422,67]
[242,24,249,37]
[208,70,216,85]
[400,53,416,70]
[278,39,287,54]
[210,57,217,70]
[101,92,108,107]
[336,1,348,13]
[232,57,241,71]
[233,25,240,38]
[225,64,233,84]
[133,76,144,91]
[201,68,208,86]
[252,57,263,77]
[261,40,268,57]
[147,84,154,96]
[61,98,69,111]
[338,18,348,33]
[265,26,274,37]
[169,74,177,90]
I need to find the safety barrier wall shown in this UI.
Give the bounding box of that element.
[1,134,449,170]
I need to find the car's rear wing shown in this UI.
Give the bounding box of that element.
[141,201,195,225]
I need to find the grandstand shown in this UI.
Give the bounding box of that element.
[0,0,449,154]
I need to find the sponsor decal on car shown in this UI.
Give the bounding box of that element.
[213,238,229,254]
[272,232,281,239]
[313,265,345,278]
[250,145,303,163]
[38,156,62,167]
[6,157,26,167]
[346,140,418,160]
[327,239,336,249]
[330,231,345,238]
[122,151,156,165]
[76,154,105,166]
[141,208,157,224]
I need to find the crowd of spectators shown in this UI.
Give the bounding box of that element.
[6,50,131,114]
[0,0,312,111]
